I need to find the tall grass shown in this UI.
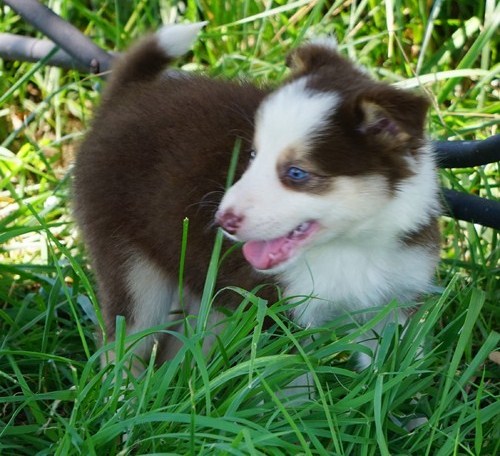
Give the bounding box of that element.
[1,0,498,454]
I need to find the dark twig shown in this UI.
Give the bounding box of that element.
[442,189,500,230]
[435,134,500,168]
[0,33,96,72]
[4,0,113,73]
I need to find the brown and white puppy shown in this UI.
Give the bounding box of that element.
[73,23,440,371]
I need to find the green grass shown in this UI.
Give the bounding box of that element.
[1,0,499,454]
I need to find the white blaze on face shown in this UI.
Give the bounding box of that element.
[219,78,340,240]
[254,78,340,158]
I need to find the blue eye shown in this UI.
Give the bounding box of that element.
[286,166,309,181]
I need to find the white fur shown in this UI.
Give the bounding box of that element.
[307,36,338,50]
[381,144,440,235]
[286,244,435,327]
[255,77,340,154]
[125,251,177,359]
[156,22,207,58]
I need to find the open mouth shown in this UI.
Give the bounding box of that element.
[242,220,320,270]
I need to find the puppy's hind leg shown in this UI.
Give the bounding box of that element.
[111,250,177,376]
[96,251,177,376]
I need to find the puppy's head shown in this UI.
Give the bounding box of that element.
[217,41,431,272]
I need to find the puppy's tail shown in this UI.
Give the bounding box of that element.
[105,22,206,93]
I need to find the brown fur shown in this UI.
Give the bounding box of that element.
[401,219,441,253]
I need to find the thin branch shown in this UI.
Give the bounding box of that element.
[0,33,100,72]
[442,189,500,230]
[4,0,113,73]
[435,134,500,168]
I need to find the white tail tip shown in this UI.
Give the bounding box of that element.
[308,36,338,51]
[156,21,208,58]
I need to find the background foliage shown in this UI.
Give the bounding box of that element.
[0,0,498,454]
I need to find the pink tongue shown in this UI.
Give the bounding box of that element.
[242,221,319,270]
[242,237,292,270]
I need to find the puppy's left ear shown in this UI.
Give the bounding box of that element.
[286,39,339,74]
[357,86,430,147]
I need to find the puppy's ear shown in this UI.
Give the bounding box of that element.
[286,39,339,74]
[356,86,430,147]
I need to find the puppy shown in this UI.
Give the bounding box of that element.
[73,23,440,371]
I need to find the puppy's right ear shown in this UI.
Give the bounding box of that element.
[286,38,338,74]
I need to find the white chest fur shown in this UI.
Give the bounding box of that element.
[284,240,436,328]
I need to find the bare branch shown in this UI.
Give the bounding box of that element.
[0,33,102,72]
[442,189,500,230]
[435,134,500,168]
[4,0,113,73]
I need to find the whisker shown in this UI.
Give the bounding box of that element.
[185,189,226,214]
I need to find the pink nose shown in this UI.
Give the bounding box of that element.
[216,210,243,234]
